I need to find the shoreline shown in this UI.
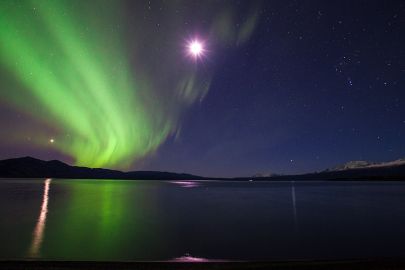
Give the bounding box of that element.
[1,259,405,270]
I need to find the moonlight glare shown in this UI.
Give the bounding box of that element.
[188,40,204,58]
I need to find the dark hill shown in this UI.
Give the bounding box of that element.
[0,157,205,180]
[1,156,405,181]
[247,163,405,181]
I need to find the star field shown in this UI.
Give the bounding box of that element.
[141,0,405,177]
[0,0,404,177]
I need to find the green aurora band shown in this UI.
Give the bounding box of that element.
[0,0,259,169]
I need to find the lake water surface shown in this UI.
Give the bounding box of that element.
[0,179,404,261]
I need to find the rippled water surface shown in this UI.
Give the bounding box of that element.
[0,179,404,261]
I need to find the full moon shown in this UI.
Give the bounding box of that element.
[188,40,203,57]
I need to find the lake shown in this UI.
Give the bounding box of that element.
[0,179,404,262]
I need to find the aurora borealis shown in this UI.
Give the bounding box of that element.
[1,0,404,176]
[0,0,258,169]
[0,1,168,168]
[1,0,405,265]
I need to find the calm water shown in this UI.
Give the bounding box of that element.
[0,179,404,261]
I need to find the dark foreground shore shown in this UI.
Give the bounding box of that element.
[2,259,405,270]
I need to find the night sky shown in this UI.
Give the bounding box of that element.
[0,0,404,177]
